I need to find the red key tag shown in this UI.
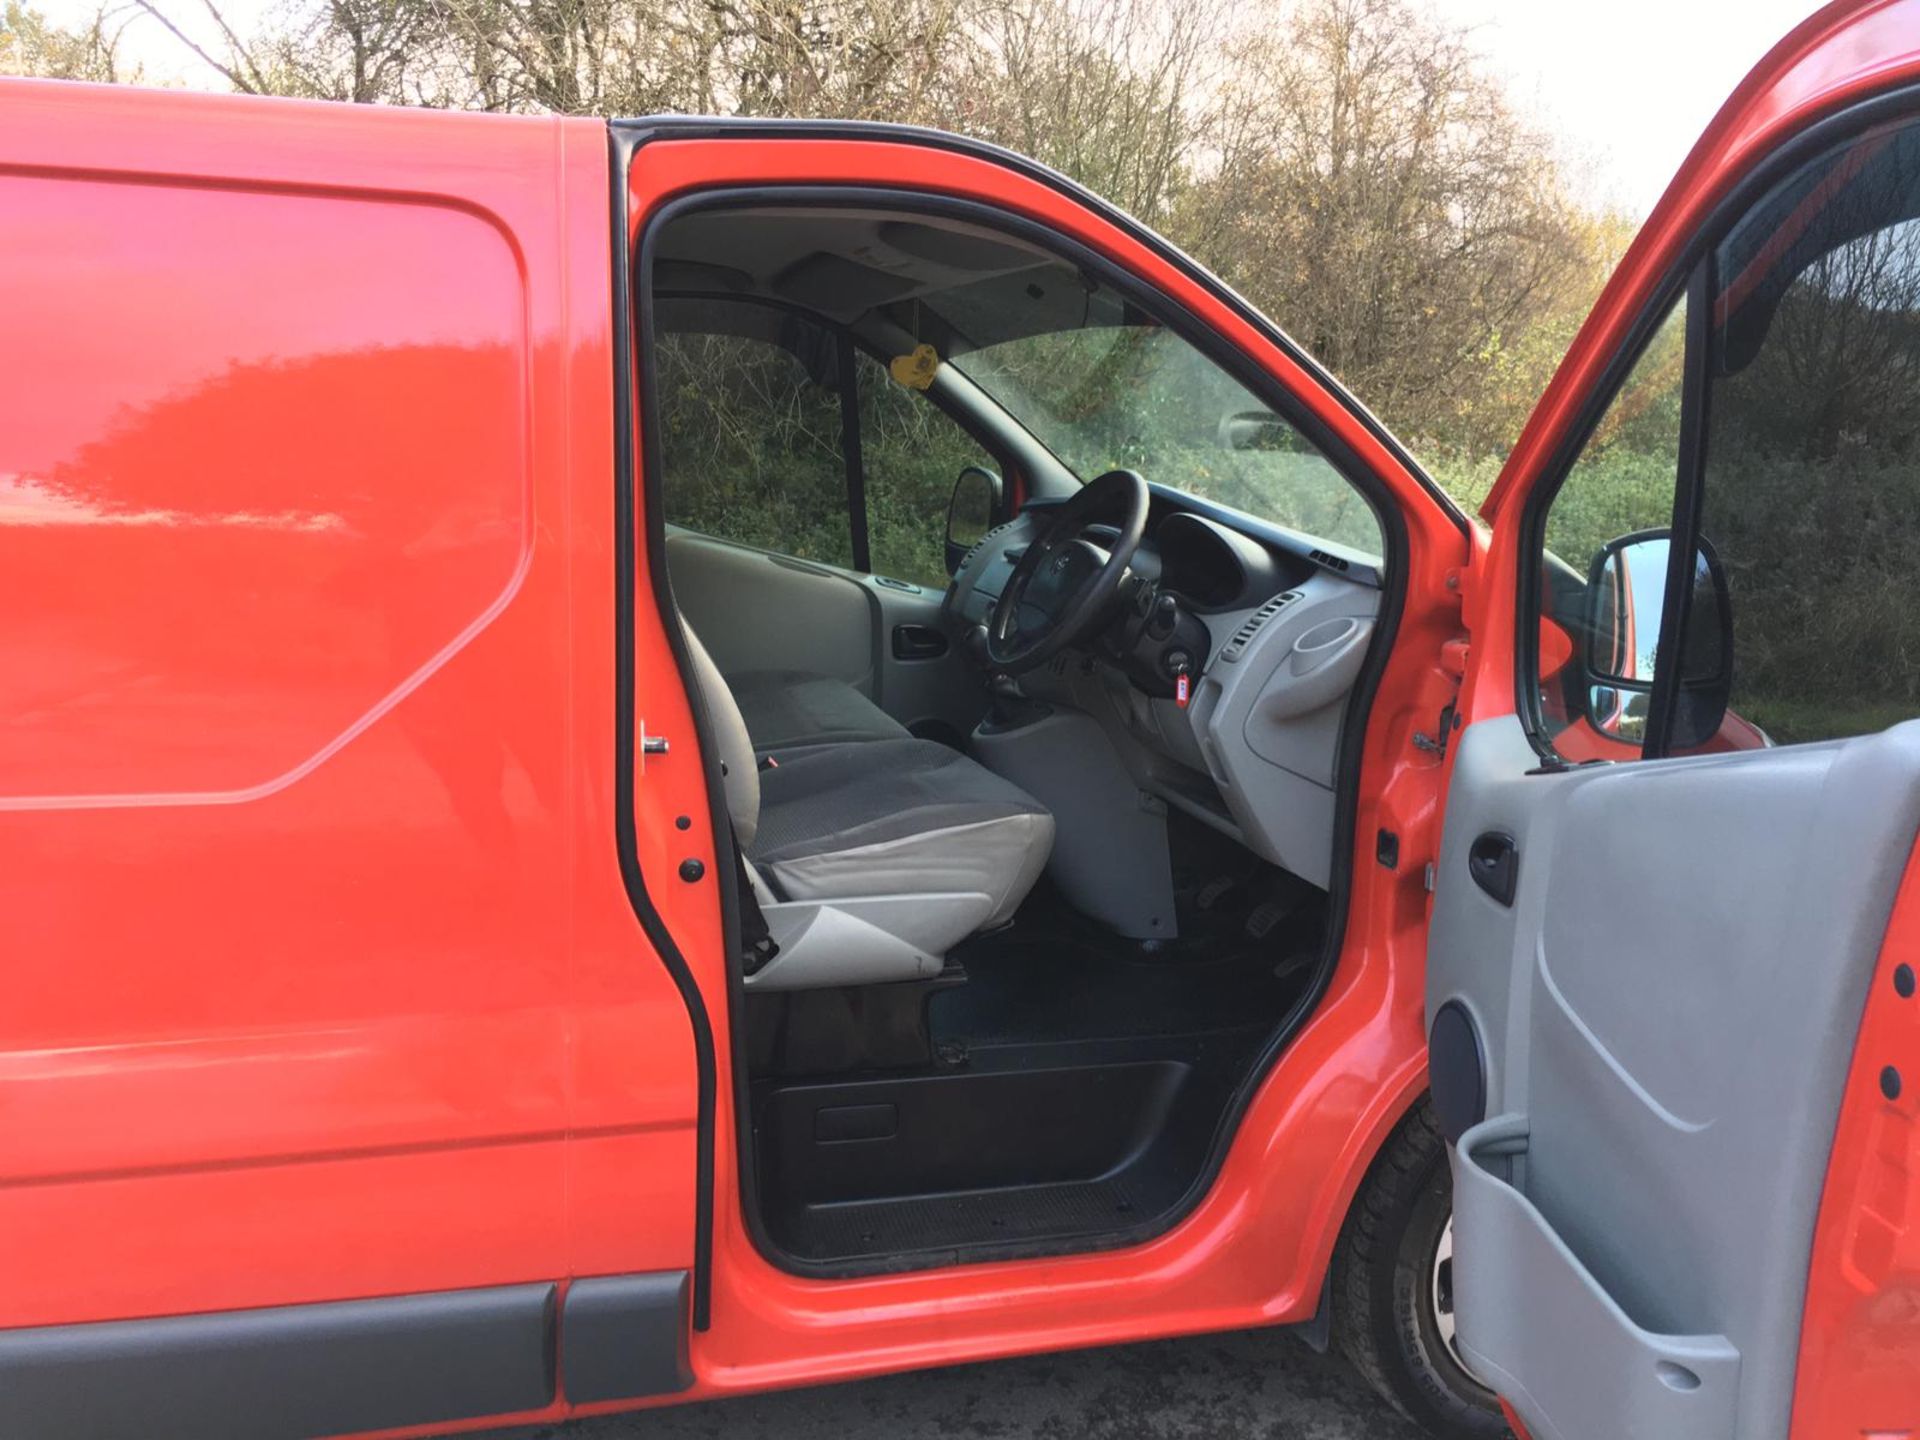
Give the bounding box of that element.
[1175,672,1190,709]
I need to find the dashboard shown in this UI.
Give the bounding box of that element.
[950,486,1379,629]
[948,484,1383,890]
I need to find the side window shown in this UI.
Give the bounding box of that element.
[855,353,989,588]
[654,316,856,570]
[1530,114,1920,760]
[652,300,993,586]
[1532,298,1688,757]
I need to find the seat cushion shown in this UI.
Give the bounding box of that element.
[751,738,1053,929]
[727,670,909,753]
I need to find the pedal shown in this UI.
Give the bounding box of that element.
[1272,946,1316,981]
[1244,898,1290,940]
[1194,875,1238,911]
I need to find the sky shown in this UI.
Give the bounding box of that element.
[37,0,1828,218]
[1441,0,1827,216]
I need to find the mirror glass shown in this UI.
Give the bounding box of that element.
[1586,682,1654,743]
[947,466,998,551]
[1586,534,1670,686]
[1583,531,1732,746]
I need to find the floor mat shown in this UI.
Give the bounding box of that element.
[758,870,1330,1271]
[936,883,1322,1047]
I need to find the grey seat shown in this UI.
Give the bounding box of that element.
[684,625,1052,991]
[726,669,908,753]
[754,739,1050,926]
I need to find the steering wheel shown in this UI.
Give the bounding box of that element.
[987,469,1150,673]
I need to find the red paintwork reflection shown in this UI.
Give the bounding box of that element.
[0,80,699,1351]
[0,172,525,801]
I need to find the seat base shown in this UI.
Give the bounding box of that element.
[750,893,993,991]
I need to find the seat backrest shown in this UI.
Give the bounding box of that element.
[680,621,759,848]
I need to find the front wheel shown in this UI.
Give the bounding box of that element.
[1332,1098,1508,1437]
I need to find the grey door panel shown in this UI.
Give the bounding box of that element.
[666,530,878,693]
[1429,714,1920,1440]
[860,574,988,740]
[667,528,985,739]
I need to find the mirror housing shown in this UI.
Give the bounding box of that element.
[1582,529,1733,748]
[945,465,1002,574]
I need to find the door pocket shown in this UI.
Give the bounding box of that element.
[1451,1115,1740,1440]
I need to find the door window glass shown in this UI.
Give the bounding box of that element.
[654,312,856,570]
[1673,118,1920,746]
[1528,114,1920,760]
[653,299,994,585]
[1531,298,1688,757]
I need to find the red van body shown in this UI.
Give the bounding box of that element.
[2,3,1917,1438]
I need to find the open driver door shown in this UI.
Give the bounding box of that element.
[1425,5,1920,1438]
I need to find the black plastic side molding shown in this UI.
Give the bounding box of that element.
[0,1269,698,1440]
[562,1271,693,1403]
[0,1283,557,1440]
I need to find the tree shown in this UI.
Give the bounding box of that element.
[955,0,1232,225]
[2,0,140,80]
[56,0,1616,476]
[1187,0,1604,457]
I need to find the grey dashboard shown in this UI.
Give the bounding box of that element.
[949,488,1380,627]
[955,492,1383,890]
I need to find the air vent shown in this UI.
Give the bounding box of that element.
[1218,591,1300,662]
[957,521,1015,574]
[1309,548,1352,574]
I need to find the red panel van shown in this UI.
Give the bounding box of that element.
[2,3,1915,1436]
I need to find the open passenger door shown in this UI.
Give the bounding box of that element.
[1426,8,1920,1439]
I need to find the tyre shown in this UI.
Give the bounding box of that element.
[1332,1097,1508,1437]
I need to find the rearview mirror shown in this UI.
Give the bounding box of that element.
[1583,529,1732,748]
[946,465,1002,573]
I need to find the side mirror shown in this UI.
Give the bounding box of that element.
[1218,410,1297,453]
[1583,529,1732,748]
[946,465,1002,574]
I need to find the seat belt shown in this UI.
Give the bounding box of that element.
[733,834,779,977]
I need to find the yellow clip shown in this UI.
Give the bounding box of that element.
[889,343,940,391]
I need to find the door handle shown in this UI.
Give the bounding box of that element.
[892,624,949,661]
[1468,832,1518,906]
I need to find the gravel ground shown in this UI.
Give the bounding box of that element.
[535,1326,1429,1440]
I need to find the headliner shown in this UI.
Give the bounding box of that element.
[651,205,1146,353]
